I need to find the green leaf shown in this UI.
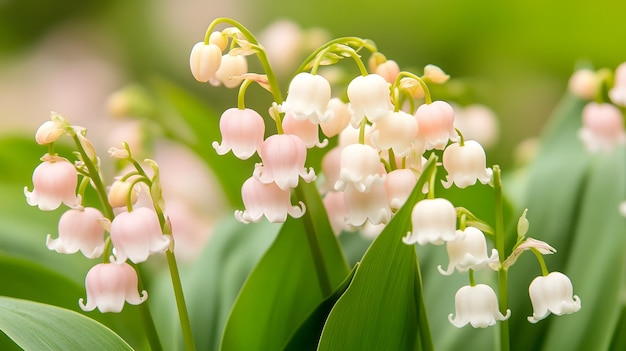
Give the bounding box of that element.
[0,296,134,351]
[317,156,437,351]
[220,181,350,351]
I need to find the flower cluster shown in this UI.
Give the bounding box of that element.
[569,63,626,153]
[25,112,175,313]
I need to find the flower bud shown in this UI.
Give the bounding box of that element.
[189,42,222,83]
[108,180,138,208]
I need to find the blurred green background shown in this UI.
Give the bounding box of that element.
[1,0,626,164]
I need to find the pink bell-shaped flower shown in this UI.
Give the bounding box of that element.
[282,113,328,148]
[403,198,459,246]
[442,140,493,189]
[320,98,351,138]
[334,143,386,192]
[347,74,393,126]
[369,110,419,157]
[254,134,316,190]
[449,284,511,328]
[578,102,626,153]
[212,107,265,160]
[46,207,106,259]
[279,72,331,123]
[320,146,343,194]
[527,271,581,323]
[110,207,171,264]
[214,54,248,88]
[385,168,417,211]
[235,176,305,223]
[79,262,147,313]
[375,60,400,84]
[609,62,626,106]
[322,191,351,235]
[343,182,392,226]
[25,155,80,211]
[437,226,499,275]
[414,100,459,150]
[189,42,222,83]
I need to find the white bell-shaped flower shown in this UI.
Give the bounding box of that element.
[347,74,393,126]
[343,182,392,226]
[110,207,171,264]
[79,262,147,313]
[189,42,222,83]
[442,140,493,189]
[25,155,80,211]
[282,113,328,148]
[403,198,459,246]
[369,110,418,157]
[212,108,265,160]
[449,284,510,328]
[578,102,626,153]
[334,143,386,192]
[46,207,106,259]
[320,98,351,138]
[568,68,598,100]
[235,176,305,223]
[254,134,316,190]
[214,54,248,88]
[279,72,331,123]
[385,168,417,211]
[527,271,581,323]
[609,62,626,106]
[437,226,499,275]
[414,100,459,150]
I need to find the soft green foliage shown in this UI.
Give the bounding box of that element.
[0,296,133,351]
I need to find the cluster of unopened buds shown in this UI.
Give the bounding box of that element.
[191,18,581,328]
[25,112,177,313]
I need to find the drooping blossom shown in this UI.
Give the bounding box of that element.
[334,143,386,192]
[189,42,223,83]
[609,62,626,106]
[25,155,80,211]
[437,226,499,275]
[320,98,351,138]
[46,207,106,259]
[322,191,351,235]
[453,104,499,148]
[235,176,305,223]
[442,140,493,189]
[108,179,138,208]
[449,284,511,328]
[279,72,331,123]
[320,146,343,194]
[414,100,459,150]
[35,117,66,145]
[109,207,171,264]
[423,64,450,84]
[214,54,248,88]
[347,74,393,126]
[212,107,265,160]
[527,272,581,323]
[282,113,328,148]
[385,168,417,211]
[369,110,418,157]
[403,198,459,246]
[254,134,316,190]
[343,182,392,226]
[578,102,626,153]
[375,60,400,84]
[79,263,147,313]
[568,68,598,100]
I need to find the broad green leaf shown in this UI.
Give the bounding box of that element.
[541,146,626,350]
[220,181,349,351]
[0,296,134,351]
[610,305,626,351]
[317,156,437,351]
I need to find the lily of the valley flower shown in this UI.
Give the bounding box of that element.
[79,262,147,313]
[403,198,459,246]
[25,155,80,211]
[282,113,328,148]
[254,134,316,190]
[442,140,492,189]
[320,98,351,138]
[438,226,499,275]
[46,207,106,259]
[279,72,331,123]
[189,42,223,83]
[212,107,265,160]
[214,53,248,88]
[414,100,459,150]
[578,102,626,153]
[322,191,351,235]
[334,143,386,192]
[449,284,511,328]
[109,207,171,264]
[369,110,418,157]
[385,168,417,211]
[527,271,581,323]
[343,182,392,226]
[235,176,305,223]
[347,74,393,126]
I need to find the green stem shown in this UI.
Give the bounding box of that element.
[237,79,253,110]
[530,248,550,276]
[136,272,163,351]
[166,250,196,351]
[294,185,332,297]
[394,72,432,104]
[493,165,510,351]
[469,269,476,286]
[294,37,377,74]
